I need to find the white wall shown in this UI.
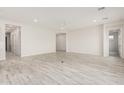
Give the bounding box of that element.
[122,24,124,58]
[0,18,124,60]
[67,25,103,56]
[0,19,56,60]
[0,27,5,60]
[21,25,56,57]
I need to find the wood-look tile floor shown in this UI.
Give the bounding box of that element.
[0,52,124,85]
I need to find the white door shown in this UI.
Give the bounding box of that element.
[11,32,16,54]
[56,33,66,51]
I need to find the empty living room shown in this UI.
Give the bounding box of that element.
[0,7,124,85]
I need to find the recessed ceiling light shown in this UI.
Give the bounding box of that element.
[93,20,97,22]
[33,19,38,23]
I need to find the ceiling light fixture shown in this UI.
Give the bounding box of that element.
[33,19,38,23]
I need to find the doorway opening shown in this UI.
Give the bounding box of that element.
[56,33,66,52]
[5,24,21,59]
[109,29,121,57]
[103,25,123,58]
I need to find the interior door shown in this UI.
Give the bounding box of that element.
[56,33,66,51]
[11,32,16,54]
[109,31,119,56]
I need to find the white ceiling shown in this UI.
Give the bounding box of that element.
[0,7,124,30]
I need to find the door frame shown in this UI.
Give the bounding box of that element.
[5,24,21,58]
[103,24,123,58]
